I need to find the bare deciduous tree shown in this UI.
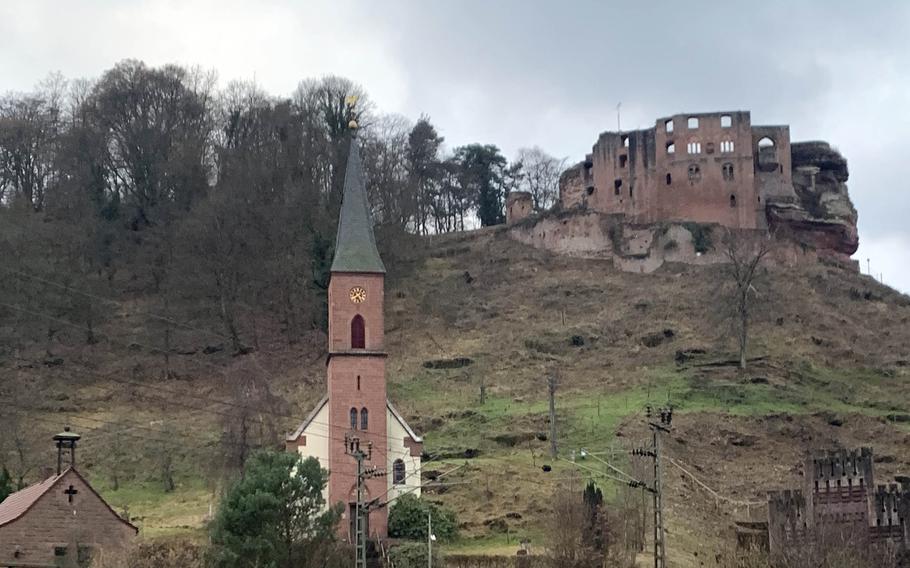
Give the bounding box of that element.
[546,487,599,568]
[722,232,773,369]
[514,146,565,212]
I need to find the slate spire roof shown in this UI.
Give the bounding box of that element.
[331,133,386,274]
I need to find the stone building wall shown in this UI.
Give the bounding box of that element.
[326,271,389,538]
[0,470,137,567]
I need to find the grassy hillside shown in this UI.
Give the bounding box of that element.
[4,226,909,565]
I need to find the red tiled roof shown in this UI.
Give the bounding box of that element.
[0,469,137,533]
[0,472,63,527]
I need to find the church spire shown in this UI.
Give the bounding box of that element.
[330,124,386,274]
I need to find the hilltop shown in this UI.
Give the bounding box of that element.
[3,227,909,565]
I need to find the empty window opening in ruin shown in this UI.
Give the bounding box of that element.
[723,163,735,181]
[665,119,674,133]
[688,117,699,129]
[687,142,701,154]
[619,154,628,168]
[758,136,775,149]
[622,134,629,148]
[687,164,700,181]
[721,140,734,153]
[585,186,594,196]
[666,141,675,155]
[614,179,622,195]
[665,173,671,185]
[721,115,732,128]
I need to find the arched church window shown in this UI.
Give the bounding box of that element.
[351,315,365,349]
[360,408,368,430]
[393,459,406,485]
[350,408,358,430]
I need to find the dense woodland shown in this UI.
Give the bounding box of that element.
[0,60,563,357]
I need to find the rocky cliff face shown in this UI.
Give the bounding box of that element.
[767,141,859,262]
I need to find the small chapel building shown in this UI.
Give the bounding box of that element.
[0,429,137,567]
[286,126,422,540]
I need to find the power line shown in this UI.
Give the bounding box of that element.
[665,456,763,508]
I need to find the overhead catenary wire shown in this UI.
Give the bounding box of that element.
[665,456,764,508]
[579,447,639,483]
[556,456,650,490]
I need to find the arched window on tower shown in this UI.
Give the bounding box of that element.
[350,408,358,430]
[351,315,365,349]
[393,459,406,485]
[360,408,368,430]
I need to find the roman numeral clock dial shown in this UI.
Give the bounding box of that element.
[349,286,366,304]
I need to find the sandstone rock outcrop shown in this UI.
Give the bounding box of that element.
[767,141,858,262]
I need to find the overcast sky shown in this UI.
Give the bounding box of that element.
[1,0,907,292]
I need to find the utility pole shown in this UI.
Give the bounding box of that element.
[345,435,386,568]
[632,405,673,568]
[547,373,558,458]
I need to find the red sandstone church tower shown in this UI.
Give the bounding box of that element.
[287,123,423,541]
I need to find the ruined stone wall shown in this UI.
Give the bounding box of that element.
[577,111,773,230]
[753,125,795,206]
[653,111,760,229]
[507,209,807,274]
[505,191,534,224]
[558,159,592,210]
[508,210,617,260]
[555,110,859,266]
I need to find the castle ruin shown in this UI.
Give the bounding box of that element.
[507,111,859,272]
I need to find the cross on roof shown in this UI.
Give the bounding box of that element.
[64,485,78,503]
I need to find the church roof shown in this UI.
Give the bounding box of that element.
[387,401,423,443]
[331,135,386,274]
[0,468,137,532]
[0,472,63,527]
[286,395,328,442]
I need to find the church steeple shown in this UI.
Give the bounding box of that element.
[331,130,385,274]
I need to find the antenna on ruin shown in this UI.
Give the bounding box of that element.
[616,102,622,131]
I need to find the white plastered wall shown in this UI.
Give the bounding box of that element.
[298,402,330,504]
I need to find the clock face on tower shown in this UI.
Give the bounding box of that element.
[349,286,366,304]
